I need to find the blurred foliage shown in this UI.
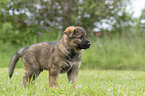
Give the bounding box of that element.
[0,0,137,45]
[0,0,144,70]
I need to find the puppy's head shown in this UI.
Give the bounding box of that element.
[64,26,91,50]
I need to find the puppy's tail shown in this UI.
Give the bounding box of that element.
[9,47,27,78]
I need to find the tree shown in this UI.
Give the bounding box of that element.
[0,0,135,43]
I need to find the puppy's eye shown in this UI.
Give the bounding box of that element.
[78,36,83,39]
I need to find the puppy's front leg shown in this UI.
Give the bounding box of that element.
[67,66,79,89]
[49,65,60,88]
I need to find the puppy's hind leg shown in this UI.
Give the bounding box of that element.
[23,70,41,87]
[22,55,41,87]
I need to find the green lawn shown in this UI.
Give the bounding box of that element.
[1,68,145,96]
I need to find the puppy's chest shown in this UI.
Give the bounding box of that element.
[66,52,77,61]
[60,60,78,73]
[60,52,80,73]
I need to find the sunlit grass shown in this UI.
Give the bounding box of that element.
[1,68,145,96]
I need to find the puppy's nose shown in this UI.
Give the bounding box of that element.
[87,42,91,47]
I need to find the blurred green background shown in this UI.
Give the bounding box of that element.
[0,0,145,70]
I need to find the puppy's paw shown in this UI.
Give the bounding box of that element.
[73,85,78,89]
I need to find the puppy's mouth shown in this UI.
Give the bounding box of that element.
[78,42,91,49]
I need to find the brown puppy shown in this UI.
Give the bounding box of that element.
[9,26,91,89]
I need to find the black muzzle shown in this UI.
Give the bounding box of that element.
[78,39,91,49]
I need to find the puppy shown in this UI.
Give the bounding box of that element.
[9,26,91,89]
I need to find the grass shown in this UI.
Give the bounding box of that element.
[1,68,145,96]
[82,34,145,70]
[1,33,145,70]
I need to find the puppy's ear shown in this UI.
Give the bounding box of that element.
[64,26,76,39]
